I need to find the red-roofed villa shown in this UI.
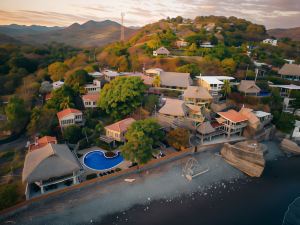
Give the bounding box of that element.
[104,118,136,142]
[57,108,83,129]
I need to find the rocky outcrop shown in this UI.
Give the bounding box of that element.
[221,141,266,177]
[280,138,300,155]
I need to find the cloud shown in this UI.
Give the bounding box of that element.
[0,0,299,28]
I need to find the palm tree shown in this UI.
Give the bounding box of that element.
[222,79,232,97]
[60,96,74,110]
[152,75,161,87]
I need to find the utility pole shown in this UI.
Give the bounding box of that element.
[120,12,125,42]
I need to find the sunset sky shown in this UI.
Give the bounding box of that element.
[0,0,299,28]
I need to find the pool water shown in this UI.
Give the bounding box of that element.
[83,150,124,171]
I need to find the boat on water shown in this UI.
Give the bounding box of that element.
[221,140,267,177]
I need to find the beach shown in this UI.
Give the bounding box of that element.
[2,141,299,225]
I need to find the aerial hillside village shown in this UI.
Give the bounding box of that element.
[0,15,300,210]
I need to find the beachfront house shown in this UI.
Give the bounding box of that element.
[197,76,235,98]
[238,80,261,96]
[104,118,136,142]
[82,93,100,109]
[278,64,300,81]
[183,86,213,106]
[197,121,225,144]
[239,108,272,131]
[22,143,81,199]
[28,136,57,151]
[57,108,83,129]
[84,80,101,93]
[159,71,192,90]
[262,38,278,46]
[153,47,170,57]
[216,110,248,138]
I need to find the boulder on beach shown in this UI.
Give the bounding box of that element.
[221,141,266,177]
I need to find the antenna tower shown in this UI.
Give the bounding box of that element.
[121,12,125,42]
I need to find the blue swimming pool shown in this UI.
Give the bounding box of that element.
[83,150,124,171]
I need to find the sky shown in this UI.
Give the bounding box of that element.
[0,0,299,29]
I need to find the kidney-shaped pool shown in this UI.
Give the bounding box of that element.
[83,150,124,171]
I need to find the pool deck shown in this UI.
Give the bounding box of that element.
[78,147,131,177]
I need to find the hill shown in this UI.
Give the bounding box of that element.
[0,33,22,45]
[0,24,62,36]
[8,20,138,47]
[268,27,300,41]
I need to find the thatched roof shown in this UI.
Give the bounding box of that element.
[278,64,300,76]
[197,121,216,134]
[22,144,80,183]
[159,98,186,117]
[238,80,261,94]
[160,72,192,88]
[183,86,212,100]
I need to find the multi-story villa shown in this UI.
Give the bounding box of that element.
[82,93,100,109]
[196,76,235,98]
[57,108,83,129]
[84,80,101,93]
[183,86,213,106]
[216,110,248,138]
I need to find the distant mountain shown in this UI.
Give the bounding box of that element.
[0,24,62,36]
[2,20,138,47]
[268,27,300,41]
[0,33,22,45]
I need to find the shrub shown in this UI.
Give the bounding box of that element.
[167,128,190,150]
[0,184,20,210]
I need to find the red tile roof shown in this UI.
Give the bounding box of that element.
[82,93,100,102]
[57,108,82,120]
[105,118,136,133]
[29,136,57,151]
[218,110,248,123]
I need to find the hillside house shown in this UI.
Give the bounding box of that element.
[239,108,272,131]
[200,42,214,48]
[238,80,261,96]
[88,71,103,79]
[52,81,64,90]
[82,93,100,108]
[145,68,164,76]
[262,39,278,46]
[102,69,122,82]
[197,76,235,98]
[217,110,248,138]
[22,143,81,199]
[57,108,83,128]
[84,80,101,93]
[278,64,300,81]
[153,47,170,56]
[183,86,213,106]
[160,71,192,89]
[104,118,136,142]
[176,39,189,48]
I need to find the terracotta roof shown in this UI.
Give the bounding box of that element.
[105,118,136,133]
[82,93,100,102]
[278,64,300,76]
[22,143,80,183]
[57,108,82,120]
[238,80,261,93]
[183,86,212,100]
[154,47,170,54]
[218,109,248,123]
[29,136,57,151]
[160,72,192,88]
[159,98,186,117]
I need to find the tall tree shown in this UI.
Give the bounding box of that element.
[121,118,163,164]
[5,96,29,132]
[65,69,92,87]
[48,62,69,81]
[98,76,146,119]
[222,79,232,97]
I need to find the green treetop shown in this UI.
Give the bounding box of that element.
[98,76,146,120]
